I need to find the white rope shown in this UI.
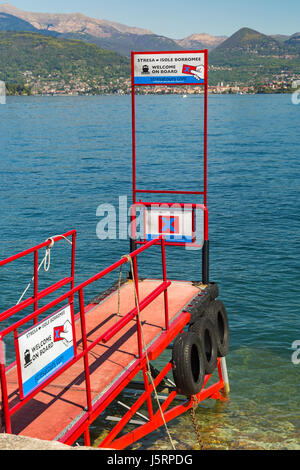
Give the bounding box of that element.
[16,235,72,305]
[121,254,176,450]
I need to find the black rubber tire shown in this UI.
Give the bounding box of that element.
[206,300,230,357]
[172,332,205,396]
[189,316,218,375]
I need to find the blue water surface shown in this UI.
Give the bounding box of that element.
[0,94,299,449]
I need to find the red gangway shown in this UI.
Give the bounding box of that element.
[0,230,226,449]
[0,49,230,449]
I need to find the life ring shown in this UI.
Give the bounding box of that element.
[172,332,205,396]
[207,300,230,357]
[189,316,218,375]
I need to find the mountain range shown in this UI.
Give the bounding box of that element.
[0,3,299,90]
[0,3,229,55]
[1,3,299,57]
[1,3,300,57]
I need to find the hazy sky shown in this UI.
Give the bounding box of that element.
[5,1,300,38]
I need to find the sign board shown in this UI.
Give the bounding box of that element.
[133,51,206,86]
[17,305,75,397]
[141,205,205,245]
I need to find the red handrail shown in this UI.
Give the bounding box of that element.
[0,235,170,435]
[135,189,205,195]
[0,230,77,326]
[0,230,76,267]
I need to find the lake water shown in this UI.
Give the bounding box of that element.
[0,94,299,450]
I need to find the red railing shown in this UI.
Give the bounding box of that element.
[0,235,170,436]
[0,230,77,326]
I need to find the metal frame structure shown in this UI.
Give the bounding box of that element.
[0,230,77,426]
[130,50,210,283]
[0,233,226,449]
[0,230,77,322]
[0,50,228,449]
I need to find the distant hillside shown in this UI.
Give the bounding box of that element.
[0,3,183,56]
[0,3,151,36]
[285,32,300,50]
[0,5,300,89]
[0,11,36,31]
[0,3,230,56]
[0,31,130,91]
[175,33,227,51]
[209,27,300,84]
[63,31,184,57]
[0,11,60,38]
[271,34,291,43]
[211,27,285,59]
[3,3,299,65]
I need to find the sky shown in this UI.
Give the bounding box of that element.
[4,1,300,38]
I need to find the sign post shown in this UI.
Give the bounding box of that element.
[133,51,206,86]
[130,50,209,283]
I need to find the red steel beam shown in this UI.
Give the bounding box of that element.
[104,365,224,450]
[99,361,174,448]
[102,373,224,450]
[135,189,205,195]
[61,311,192,446]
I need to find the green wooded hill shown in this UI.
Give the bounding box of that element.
[209,27,300,84]
[212,27,285,57]
[0,31,130,86]
[1,28,300,91]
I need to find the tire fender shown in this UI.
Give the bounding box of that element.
[207,300,230,357]
[189,316,218,375]
[172,332,205,396]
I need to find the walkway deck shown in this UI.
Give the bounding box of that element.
[1,279,202,443]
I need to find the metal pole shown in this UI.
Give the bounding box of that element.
[161,238,169,330]
[78,289,92,413]
[131,52,136,206]
[202,51,209,285]
[0,338,11,433]
[202,240,209,285]
[33,250,38,324]
[220,357,230,395]
[204,50,208,208]
[129,52,137,271]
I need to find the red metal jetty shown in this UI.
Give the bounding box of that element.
[0,233,227,449]
[0,49,230,449]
